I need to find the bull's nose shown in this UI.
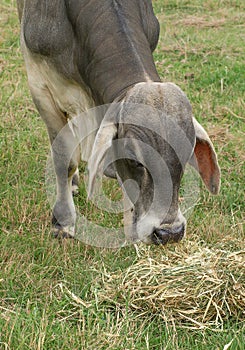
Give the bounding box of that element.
[152,224,185,245]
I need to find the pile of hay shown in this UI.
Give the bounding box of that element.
[98,246,245,329]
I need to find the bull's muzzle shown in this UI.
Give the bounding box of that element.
[152,223,185,245]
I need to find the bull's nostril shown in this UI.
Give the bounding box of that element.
[153,228,170,245]
[152,224,185,245]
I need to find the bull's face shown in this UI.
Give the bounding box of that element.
[114,124,187,244]
[88,83,220,245]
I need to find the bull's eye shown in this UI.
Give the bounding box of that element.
[132,160,144,169]
[135,161,144,168]
[127,159,144,170]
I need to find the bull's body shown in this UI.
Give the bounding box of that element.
[18,0,160,104]
[17,0,220,244]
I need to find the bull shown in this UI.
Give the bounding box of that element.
[17,0,220,244]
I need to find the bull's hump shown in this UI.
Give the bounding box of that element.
[23,0,74,56]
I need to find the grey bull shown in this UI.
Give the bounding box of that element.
[17,0,220,245]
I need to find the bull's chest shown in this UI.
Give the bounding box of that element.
[22,41,104,161]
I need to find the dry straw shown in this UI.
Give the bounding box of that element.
[98,245,245,329]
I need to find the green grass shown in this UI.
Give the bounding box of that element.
[0,0,244,349]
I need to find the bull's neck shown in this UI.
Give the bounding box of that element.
[86,50,161,105]
[76,1,161,104]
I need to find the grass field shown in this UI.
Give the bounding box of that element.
[0,0,244,349]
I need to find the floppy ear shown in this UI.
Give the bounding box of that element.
[87,107,118,198]
[189,118,221,194]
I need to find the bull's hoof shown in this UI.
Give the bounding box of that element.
[72,186,79,196]
[52,217,75,239]
[72,170,80,196]
[52,228,75,239]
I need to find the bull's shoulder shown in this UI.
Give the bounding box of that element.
[22,0,74,56]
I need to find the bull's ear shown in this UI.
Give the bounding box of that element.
[189,118,221,194]
[87,107,118,199]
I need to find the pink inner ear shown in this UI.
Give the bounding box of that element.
[194,140,220,194]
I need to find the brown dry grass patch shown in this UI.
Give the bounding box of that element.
[97,245,245,329]
[174,16,226,28]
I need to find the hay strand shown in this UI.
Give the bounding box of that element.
[98,246,245,329]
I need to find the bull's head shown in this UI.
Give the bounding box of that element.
[88,82,220,245]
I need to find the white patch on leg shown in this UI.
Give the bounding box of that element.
[72,168,80,195]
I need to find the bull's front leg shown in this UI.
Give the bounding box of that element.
[25,65,80,238]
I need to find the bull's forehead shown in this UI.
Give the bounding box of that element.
[117,82,196,165]
[123,82,193,121]
[119,109,194,141]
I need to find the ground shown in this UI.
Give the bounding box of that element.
[0,0,244,349]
